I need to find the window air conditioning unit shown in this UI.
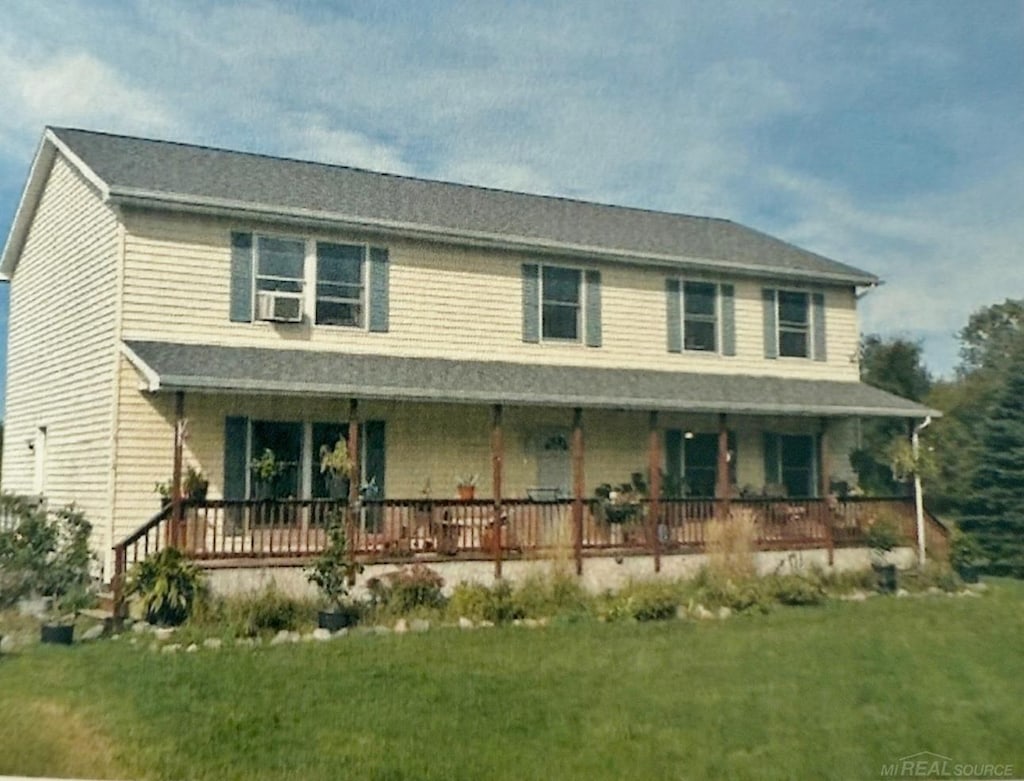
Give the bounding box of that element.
[256,291,303,323]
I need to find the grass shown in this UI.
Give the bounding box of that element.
[1,580,1022,780]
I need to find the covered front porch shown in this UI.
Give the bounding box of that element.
[112,341,943,598]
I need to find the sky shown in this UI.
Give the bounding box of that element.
[1,0,1022,410]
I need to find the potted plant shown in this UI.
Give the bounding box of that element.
[126,547,206,626]
[319,438,354,499]
[39,506,97,645]
[250,448,285,499]
[950,528,986,584]
[155,466,210,505]
[865,516,901,593]
[456,474,478,501]
[306,518,364,631]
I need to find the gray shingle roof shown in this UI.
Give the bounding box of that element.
[123,341,935,418]
[48,127,876,285]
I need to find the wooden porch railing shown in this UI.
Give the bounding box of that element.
[111,495,948,618]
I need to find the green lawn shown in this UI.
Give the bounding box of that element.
[2,582,1022,781]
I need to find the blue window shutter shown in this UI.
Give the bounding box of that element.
[666,278,682,353]
[762,288,778,359]
[364,420,386,495]
[368,247,389,332]
[585,270,602,347]
[522,264,540,343]
[763,433,781,487]
[229,232,253,323]
[721,284,736,356]
[223,416,249,500]
[812,292,827,362]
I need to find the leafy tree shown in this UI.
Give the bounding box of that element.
[851,335,931,495]
[926,299,1024,515]
[957,298,1024,378]
[958,340,1024,576]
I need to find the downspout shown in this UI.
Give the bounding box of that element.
[912,416,933,568]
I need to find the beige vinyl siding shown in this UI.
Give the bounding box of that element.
[120,210,861,381]
[2,154,119,556]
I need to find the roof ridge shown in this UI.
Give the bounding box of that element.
[47,126,733,226]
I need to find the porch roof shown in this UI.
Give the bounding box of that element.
[123,340,938,419]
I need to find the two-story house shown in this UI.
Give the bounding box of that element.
[0,128,938,587]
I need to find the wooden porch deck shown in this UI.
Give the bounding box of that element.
[112,495,948,579]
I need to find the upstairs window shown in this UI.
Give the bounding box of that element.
[255,236,305,295]
[683,281,718,352]
[541,266,582,341]
[316,243,364,327]
[777,290,810,358]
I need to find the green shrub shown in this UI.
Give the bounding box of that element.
[693,567,772,614]
[510,571,592,619]
[447,580,522,623]
[369,564,446,617]
[767,573,827,606]
[127,547,205,626]
[223,585,311,636]
[601,579,682,622]
[898,562,963,593]
[818,567,877,594]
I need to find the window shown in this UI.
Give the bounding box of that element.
[541,266,582,341]
[777,290,810,358]
[665,430,737,498]
[683,282,718,352]
[764,433,817,497]
[316,243,364,327]
[250,420,303,499]
[255,236,305,295]
[231,231,389,330]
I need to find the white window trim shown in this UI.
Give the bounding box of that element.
[538,262,589,344]
[680,280,721,355]
[248,233,374,330]
[313,241,368,329]
[775,288,813,360]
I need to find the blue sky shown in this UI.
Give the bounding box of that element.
[1,0,1022,410]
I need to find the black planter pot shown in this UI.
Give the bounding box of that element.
[873,563,898,594]
[318,609,357,632]
[40,623,74,645]
[956,565,980,584]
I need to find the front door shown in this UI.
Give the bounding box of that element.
[535,429,572,498]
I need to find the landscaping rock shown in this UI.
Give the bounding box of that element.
[161,643,181,654]
[522,618,540,628]
[131,621,152,634]
[154,627,176,641]
[186,643,199,653]
[694,605,715,620]
[895,589,910,598]
[410,618,430,633]
[479,620,495,628]
[675,605,689,620]
[393,618,409,634]
[80,624,106,642]
[967,582,989,592]
[458,617,475,629]
[270,630,300,646]
[202,638,223,650]
[333,628,349,639]
[235,637,259,647]
[716,607,732,620]
[960,589,982,598]
[372,625,393,635]
[1,634,18,653]
[926,586,944,596]
[312,628,332,641]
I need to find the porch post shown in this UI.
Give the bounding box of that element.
[491,404,504,579]
[648,411,662,573]
[571,407,584,576]
[347,398,360,577]
[715,413,730,518]
[820,417,834,566]
[170,390,185,548]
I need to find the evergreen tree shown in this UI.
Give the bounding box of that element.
[959,341,1024,577]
